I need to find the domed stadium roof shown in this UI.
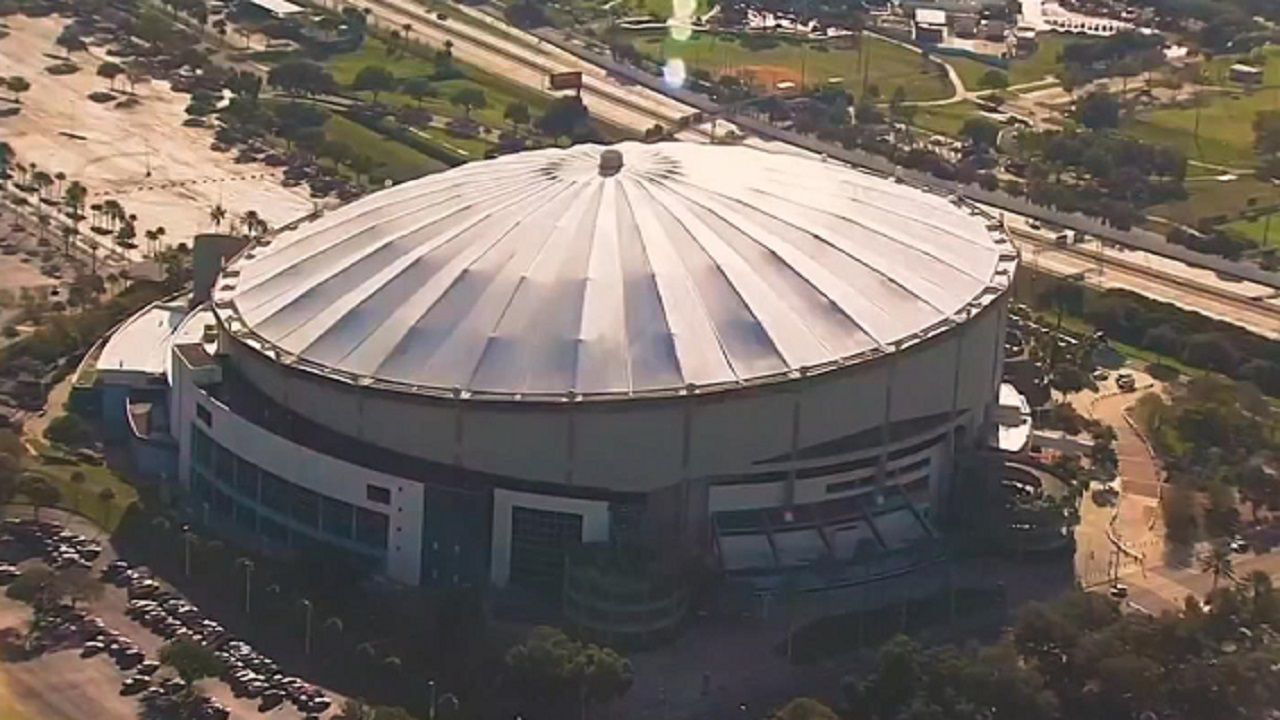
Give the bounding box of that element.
[213,142,1017,401]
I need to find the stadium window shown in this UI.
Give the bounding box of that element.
[195,403,212,427]
[366,484,391,505]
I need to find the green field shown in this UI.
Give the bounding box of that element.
[1223,211,1280,246]
[1148,175,1279,227]
[945,33,1079,91]
[911,100,981,136]
[1126,87,1280,169]
[1125,46,1280,169]
[327,37,552,132]
[628,32,954,101]
[21,439,139,533]
[1203,45,1280,86]
[324,115,449,181]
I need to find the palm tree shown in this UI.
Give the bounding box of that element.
[240,210,268,239]
[69,470,86,512]
[96,487,116,527]
[1200,543,1236,590]
[0,142,14,188]
[53,171,66,198]
[31,170,53,202]
[209,203,227,230]
[61,225,78,259]
[64,181,87,222]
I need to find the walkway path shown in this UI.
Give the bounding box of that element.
[1069,373,1166,587]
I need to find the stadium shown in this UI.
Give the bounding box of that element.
[98,141,1016,634]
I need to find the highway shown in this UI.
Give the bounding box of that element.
[1005,218,1280,340]
[326,0,1280,339]
[318,0,702,134]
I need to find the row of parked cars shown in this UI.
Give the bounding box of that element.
[2,517,102,569]
[110,559,333,717]
[221,640,332,716]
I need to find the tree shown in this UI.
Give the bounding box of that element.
[1254,110,1280,157]
[51,566,103,608]
[977,69,1009,92]
[55,27,87,58]
[4,566,54,605]
[961,117,1001,149]
[68,470,86,511]
[1199,543,1235,590]
[45,413,90,447]
[97,486,115,511]
[6,76,30,104]
[1076,92,1121,130]
[448,87,487,119]
[96,61,125,91]
[17,476,61,520]
[353,65,397,102]
[266,61,336,97]
[160,638,224,686]
[505,626,633,720]
[1205,480,1240,538]
[209,204,227,230]
[239,210,268,239]
[504,100,531,129]
[64,180,87,221]
[771,698,838,720]
[536,96,590,140]
[400,77,434,106]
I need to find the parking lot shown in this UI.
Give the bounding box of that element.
[0,512,338,720]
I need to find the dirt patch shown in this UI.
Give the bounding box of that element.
[0,16,313,260]
[734,63,804,90]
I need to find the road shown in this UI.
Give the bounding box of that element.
[318,0,701,135]
[1122,547,1280,615]
[1007,218,1280,339]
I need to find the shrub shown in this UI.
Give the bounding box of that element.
[45,413,90,447]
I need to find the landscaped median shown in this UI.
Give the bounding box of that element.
[17,438,138,534]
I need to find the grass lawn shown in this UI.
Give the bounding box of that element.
[945,33,1082,91]
[627,31,954,101]
[1223,211,1280,246]
[20,440,139,533]
[329,37,553,125]
[1125,87,1280,169]
[324,115,449,181]
[1148,175,1279,227]
[946,55,1001,92]
[911,100,981,136]
[1203,45,1280,87]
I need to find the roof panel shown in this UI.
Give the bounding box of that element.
[216,142,1013,400]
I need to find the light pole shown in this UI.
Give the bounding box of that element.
[237,558,254,615]
[300,599,313,656]
[181,525,194,578]
[428,680,459,720]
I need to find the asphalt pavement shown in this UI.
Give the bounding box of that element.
[0,507,337,720]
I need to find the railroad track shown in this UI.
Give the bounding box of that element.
[1009,226,1280,339]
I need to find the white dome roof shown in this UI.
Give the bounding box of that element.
[214,142,1016,401]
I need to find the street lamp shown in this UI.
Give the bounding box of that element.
[428,680,459,720]
[299,598,313,656]
[236,558,254,615]
[180,524,195,578]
